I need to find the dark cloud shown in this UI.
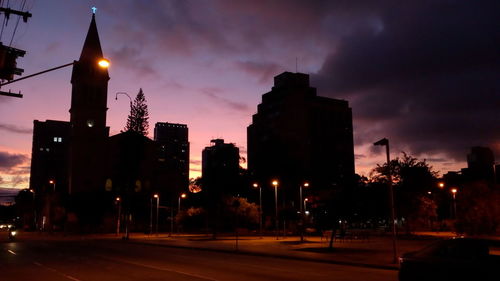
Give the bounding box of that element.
[190,159,201,166]
[355,154,366,160]
[313,1,500,162]
[0,151,29,174]
[10,175,28,187]
[234,61,281,84]
[0,123,32,134]
[109,46,159,78]
[200,88,250,112]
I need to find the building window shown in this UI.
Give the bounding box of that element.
[53,137,63,143]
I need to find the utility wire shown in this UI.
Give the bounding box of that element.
[9,0,26,46]
[0,0,8,42]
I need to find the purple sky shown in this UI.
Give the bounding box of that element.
[0,0,499,190]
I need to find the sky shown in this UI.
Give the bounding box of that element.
[0,0,499,191]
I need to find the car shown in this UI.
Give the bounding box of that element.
[399,237,500,281]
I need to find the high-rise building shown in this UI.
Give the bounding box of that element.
[464,146,495,183]
[247,72,354,193]
[68,14,110,194]
[154,122,190,193]
[202,139,240,196]
[29,120,70,194]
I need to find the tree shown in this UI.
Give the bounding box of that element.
[124,88,149,136]
[370,152,438,233]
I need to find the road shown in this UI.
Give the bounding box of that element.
[0,239,397,281]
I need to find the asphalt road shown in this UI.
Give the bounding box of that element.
[0,239,397,281]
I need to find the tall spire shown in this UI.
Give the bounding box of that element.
[79,14,104,63]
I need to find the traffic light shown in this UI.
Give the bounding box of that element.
[0,43,26,81]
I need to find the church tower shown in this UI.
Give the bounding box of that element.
[68,13,110,194]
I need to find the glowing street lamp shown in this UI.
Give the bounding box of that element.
[98,58,110,68]
[299,181,309,242]
[451,188,458,219]
[177,193,187,233]
[252,183,263,238]
[154,194,159,235]
[272,180,279,239]
[49,179,56,192]
[0,58,110,89]
[438,182,445,189]
[115,197,121,235]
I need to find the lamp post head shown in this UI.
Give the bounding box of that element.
[253,183,259,188]
[98,58,110,68]
[180,193,187,199]
[438,182,445,188]
[115,197,120,201]
[153,194,159,199]
[49,180,55,184]
[303,182,309,188]
[374,138,389,146]
[272,180,278,187]
[451,188,457,194]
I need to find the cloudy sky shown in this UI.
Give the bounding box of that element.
[0,0,498,190]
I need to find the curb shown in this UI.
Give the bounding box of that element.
[124,239,399,271]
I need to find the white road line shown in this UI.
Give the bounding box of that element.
[96,254,220,281]
[7,250,16,255]
[33,261,82,281]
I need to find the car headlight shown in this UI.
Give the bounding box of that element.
[10,231,16,236]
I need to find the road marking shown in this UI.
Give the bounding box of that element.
[34,261,82,281]
[96,254,220,281]
[7,250,16,255]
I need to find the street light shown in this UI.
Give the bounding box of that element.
[451,188,458,219]
[49,179,56,192]
[252,183,263,238]
[299,182,309,242]
[438,182,445,189]
[115,197,121,235]
[0,58,110,88]
[178,193,187,234]
[304,198,309,213]
[272,180,279,240]
[374,138,398,264]
[29,189,37,230]
[154,194,159,236]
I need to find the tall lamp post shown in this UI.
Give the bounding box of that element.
[115,197,121,235]
[154,194,159,235]
[253,183,263,238]
[272,180,279,240]
[374,138,398,264]
[0,58,110,89]
[178,193,187,234]
[299,182,309,242]
[451,188,457,219]
[49,179,56,192]
[29,189,36,230]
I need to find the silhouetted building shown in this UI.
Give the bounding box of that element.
[463,146,495,183]
[29,120,70,194]
[68,13,110,194]
[247,72,354,193]
[202,139,240,196]
[154,122,189,193]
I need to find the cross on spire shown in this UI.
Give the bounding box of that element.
[91,7,97,14]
